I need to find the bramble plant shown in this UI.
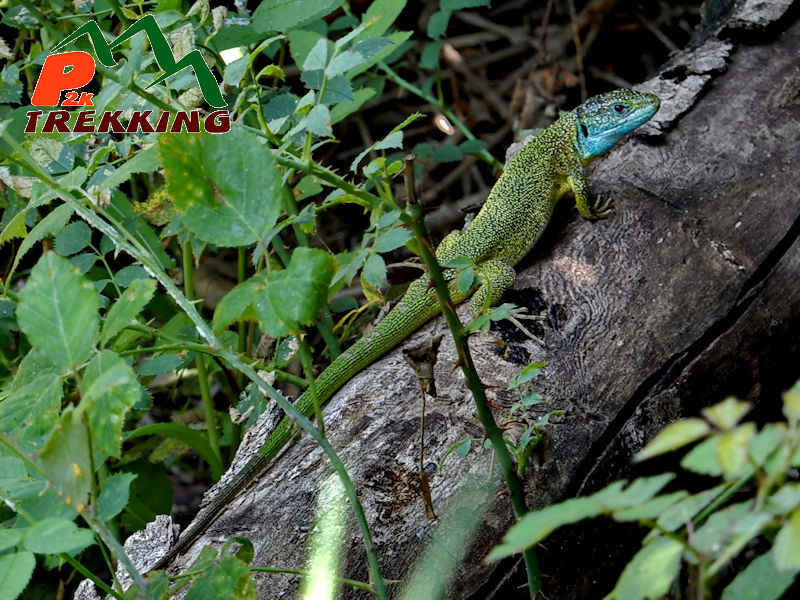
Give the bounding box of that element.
[0,0,535,598]
[488,382,800,599]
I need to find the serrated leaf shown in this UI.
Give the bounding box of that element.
[0,353,62,453]
[101,278,157,345]
[363,253,387,288]
[306,104,332,137]
[54,220,91,256]
[99,146,161,190]
[655,484,726,533]
[0,552,34,600]
[374,227,412,252]
[7,203,73,280]
[159,127,283,247]
[358,0,407,40]
[456,266,474,294]
[23,518,94,554]
[81,350,143,459]
[331,87,377,123]
[213,270,290,338]
[97,472,138,520]
[268,247,334,328]
[302,38,329,71]
[17,252,99,372]
[773,508,800,571]
[185,556,256,600]
[0,529,22,552]
[702,397,751,430]
[722,552,799,600]
[716,423,755,479]
[610,536,683,600]
[691,501,750,558]
[38,407,91,513]
[325,50,365,77]
[253,0,342,33]
[138,353,185,376]
[613,491,688,522]
[634,418,711,462]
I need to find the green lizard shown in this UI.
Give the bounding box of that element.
[152,88,659,569]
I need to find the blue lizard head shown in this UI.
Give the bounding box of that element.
[575,89,660,162]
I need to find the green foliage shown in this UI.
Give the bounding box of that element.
[489,385,800,599]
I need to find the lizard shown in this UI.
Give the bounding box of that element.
[151,88,660,570]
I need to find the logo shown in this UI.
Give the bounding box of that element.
[25,15,230,134]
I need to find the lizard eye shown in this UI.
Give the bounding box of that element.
[613,103,626,113]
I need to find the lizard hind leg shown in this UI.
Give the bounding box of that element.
[435,229,462,261]
[469,259,516,314]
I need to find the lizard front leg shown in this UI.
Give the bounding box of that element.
[568,170,614,220]
[469,259,516,314]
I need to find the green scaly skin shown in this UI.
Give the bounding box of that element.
[153,89,660,569]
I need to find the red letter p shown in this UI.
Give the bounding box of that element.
[31,51,95,106]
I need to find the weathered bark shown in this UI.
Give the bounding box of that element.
[115,3,800,599]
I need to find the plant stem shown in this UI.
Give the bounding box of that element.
[296,335,324,437]
[182,241,222,471]
[400,157,541,597]
[2,146,389,599]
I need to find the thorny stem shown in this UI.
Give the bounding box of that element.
[400,157,541,597]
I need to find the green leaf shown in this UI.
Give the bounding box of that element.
[306,104,332,137]
[773,508,800,571]
[81,350,143,459]
[331,86,377,123]
[185,556,256,600]
[159,127,283,247]
[691,501,751,558]
[702,397,751,430]
[287,30,325,71]
[680,434,723,475]
[0,64,23,104]
[488,496,600,560]
[374,227,413,252]
[456,267,475,294]
[716,423,755,479]
[253,0,342,33]
[363,253,387,288]
[223,56,248,87]
[115,265,149,287]
[55,221,92,257]
[610,536,683,600]
[302,38,329,71]
[268,247,334,328]
[126,424,223,481]
[38,407,92,513]
[427,10,451,39]
[99,146,161,190]
[766,483,800,516]
[433,143,463,162]
[0,528,23,552]
[213,270,291,338]
[358,0,408,40]
[420,39,442,69]
[23,518,94,554]
[0,552,35,600]
[8,203,73,279]
[70,252,98,274]
[0,207,27,245]
[325,50,365,77]
[442,0,489,8]
[97,472,138,520]
[17,252,99,372]
[783,380,800,423]
[101,278,157,345]
[634,418,711,461]
[613,491,688,522]
[654,484,726,533]
[351,113,424,172]
[137,353,184,376]
[722,552,799,600]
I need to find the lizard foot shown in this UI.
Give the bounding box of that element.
[587,194,615,220]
